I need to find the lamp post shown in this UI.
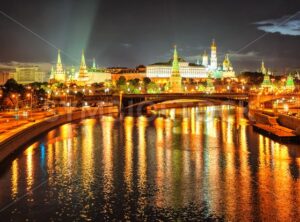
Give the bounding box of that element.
[119,91,123,112]
[26,93,33,119]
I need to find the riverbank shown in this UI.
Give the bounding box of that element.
[0,106,118,163]
[251,110,300,142]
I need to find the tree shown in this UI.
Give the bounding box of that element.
[147,82,160,94]
[143,77,151,86]
[116,76,126,86]
[129,78,140,87]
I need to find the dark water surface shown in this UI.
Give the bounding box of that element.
[0,106,299,221]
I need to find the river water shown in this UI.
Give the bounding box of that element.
[0,105,299,221]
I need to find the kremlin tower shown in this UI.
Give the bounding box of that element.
[52,49,66,82]
[77,50,89,85]
[260,60,273,90]
[285,74,295,91]
[169,45,182,92]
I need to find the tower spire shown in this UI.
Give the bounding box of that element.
[57,49,62,65]
[210,39,217,70]
[92,58,96,69]
[172,45,179,74]
[261,60,267,75]
[211,39,216,48]
[80,50,86,68]
[78,49,88,83]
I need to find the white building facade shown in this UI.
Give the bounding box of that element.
[146,40,236,79]
[147,61,207,78]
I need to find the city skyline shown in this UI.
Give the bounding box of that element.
[0,0,299,72]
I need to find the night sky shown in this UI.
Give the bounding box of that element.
[0,0,299,73]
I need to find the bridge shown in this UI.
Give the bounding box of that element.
[118,93,249,111]
[248,93,300,109]
[53,92,299,112]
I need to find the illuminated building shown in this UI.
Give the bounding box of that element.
[221,54,235,78]
[0,69,13,84]
[51,49,66,82]
[260,60,273,89]
[285,74,295,91]
[86,59,111,84]
[66,66,76,81]
[146,57,207,80]
[209,39,217,70]
[110,66,146,83]
[76,50,89,85]
[206,73,215,92]
[10,66,47,84]
[202,51,208,67]
[169,46,182,92]
[146,40,235,80]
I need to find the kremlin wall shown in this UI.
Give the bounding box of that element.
[0,40,236,87]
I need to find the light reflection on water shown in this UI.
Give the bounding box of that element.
[0,105,299,221]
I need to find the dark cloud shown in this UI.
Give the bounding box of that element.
[255,12,300,36]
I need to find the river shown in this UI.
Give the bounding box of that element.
[0,105,299,221]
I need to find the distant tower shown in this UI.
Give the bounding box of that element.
[92,58,96,70]
[54,49,66,82]
[169,45,182,92]
[206,72,215,92]
[210,39,217,70]
[223,54,232,71]
[202,51,208,67]
[286,74,295,91]
[261,60,267,75]
[50,66,54,79]
[260,61,272,89]
[78,50,89,83]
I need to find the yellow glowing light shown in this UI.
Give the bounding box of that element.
[11,160,18,199]
[283,104,289,112]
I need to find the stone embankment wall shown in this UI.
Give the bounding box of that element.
[278,114,300,135]
[254,112,279,126]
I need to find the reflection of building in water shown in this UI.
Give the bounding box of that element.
[101,116,114,211]
[124,116,133,190]
[154,117,165,207]
[26,145,35,191]
[81,119,96,188]
[137,116,147,189]
[11,160,18,199]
